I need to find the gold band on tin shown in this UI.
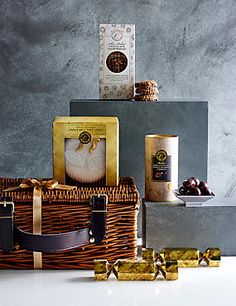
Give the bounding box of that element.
[145,134,178,138]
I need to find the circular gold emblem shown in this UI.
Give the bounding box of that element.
[156,150,167,162]
[79,131,91,144]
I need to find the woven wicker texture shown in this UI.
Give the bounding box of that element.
[0,177,139,269]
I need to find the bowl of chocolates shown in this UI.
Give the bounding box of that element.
[174,177,215,207]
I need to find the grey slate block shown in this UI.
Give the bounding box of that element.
[143,199,236,256]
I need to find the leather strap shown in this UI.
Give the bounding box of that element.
[0,194,107,254]
[15,227,90,252]
[91,194,107,244]
[0,197,14,253]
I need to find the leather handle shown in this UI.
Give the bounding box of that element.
[0,194,107,253]
[15,227,90,253]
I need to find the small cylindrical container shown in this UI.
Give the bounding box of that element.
[145,134,179,202]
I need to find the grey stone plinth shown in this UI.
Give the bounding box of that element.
[70,100,208,199]
[143,198,236,255]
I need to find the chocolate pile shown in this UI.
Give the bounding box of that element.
[179,177,213,196]
[134,80,159,101]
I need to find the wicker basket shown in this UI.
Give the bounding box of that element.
[0,177,139,269]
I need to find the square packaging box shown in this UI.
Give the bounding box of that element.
[99,24,135,100]
[53,117,119,186]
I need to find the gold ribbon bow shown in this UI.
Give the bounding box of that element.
[4,179,77,269]
[75,138,101,153]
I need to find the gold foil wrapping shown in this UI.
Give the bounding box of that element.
[199,248,221,267]
[94,247,221,282]
[94,250,178,281]
[94,260,112,280]
[142,247,221,268]
[113,260,158,281]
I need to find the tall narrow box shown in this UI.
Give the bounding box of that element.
[99,24,135,100]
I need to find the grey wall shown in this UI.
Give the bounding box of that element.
[0,0,235,198]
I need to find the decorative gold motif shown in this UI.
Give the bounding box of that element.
[89,138,101,153]
[75,138,101,153]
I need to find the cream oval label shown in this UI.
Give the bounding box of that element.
[152,149,172,182]
[79,131,92,144]
[111,29,123,41]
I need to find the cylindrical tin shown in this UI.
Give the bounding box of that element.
[145,134,179,202]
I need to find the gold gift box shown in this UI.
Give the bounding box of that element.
[53,116,119,186]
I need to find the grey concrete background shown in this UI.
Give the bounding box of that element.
[70,100,208,198]
[0,0,236,198]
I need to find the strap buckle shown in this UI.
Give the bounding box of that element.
[0,197,14,214]
[91,194,108,213]
[91,194,108,203]
[0,197,14,252]
[91,210,107,213]
[0,197,15,214]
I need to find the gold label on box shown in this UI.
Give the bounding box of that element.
[64,124,106,137]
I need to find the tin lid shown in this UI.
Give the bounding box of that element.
[145,134,178,138]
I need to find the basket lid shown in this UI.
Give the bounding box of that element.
[0,177,139,205]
